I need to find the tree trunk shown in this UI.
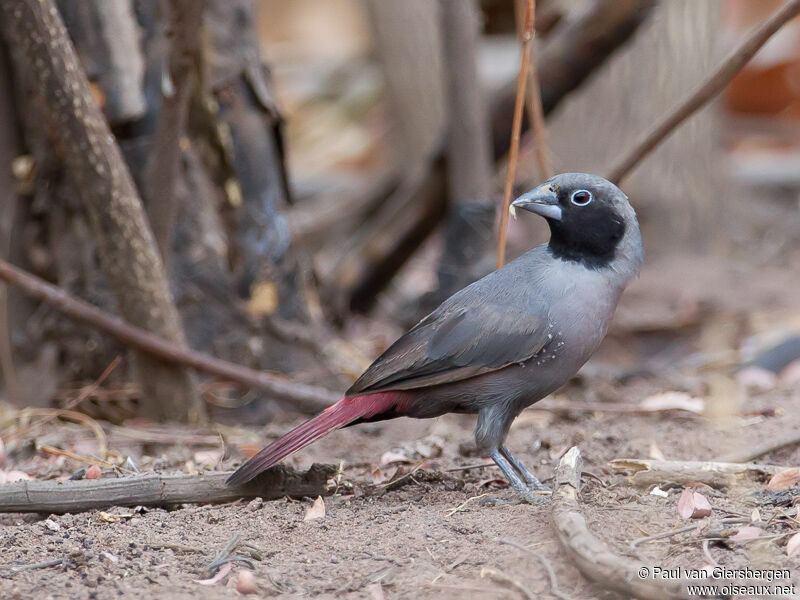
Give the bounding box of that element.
[436,0,495,301]
[205,0,294,303]
[143,0,205,266]
[365,0,446,170]
[0,38,21,405]
[0,0,204,423]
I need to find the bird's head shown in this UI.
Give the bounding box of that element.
[511,172,643,273]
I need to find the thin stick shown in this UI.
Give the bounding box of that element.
[605,0,800,184]
[496,0,534,269]
[38,444,117,469]
[499,538,570,600]
[5,407,109,456]
[525,2,552,181]
[629,523,699,550]
[446,493,492,517]
[3,558,65,575]
[608,458,785,489]
[0,258,338,413]
[65,355,123,410]
[3,356,123,451]
[207,533,241,574]
[480,567,537,600]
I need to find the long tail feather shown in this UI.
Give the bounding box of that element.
[226,392,402,486]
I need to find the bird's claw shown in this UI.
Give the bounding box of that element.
[490,447,551,506]
[518,487,551,506]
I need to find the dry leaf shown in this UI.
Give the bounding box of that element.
[371,465,398,485]
[85,465,102,480]
[767,468,800,491]
[380,451,411,466]
[641,392,704,414]
[194,562,233,586]
[414,435,444,459]
[236,570,257,594]
[304,496,326,521]
[98,511,135,523]
[730,526,762,542]
[787,532,800,557]
[677,488,712,519]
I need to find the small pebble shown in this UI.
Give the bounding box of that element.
[85,465,102,480]
[44,518,60,532]
[69,468,87,480]
[236,570,257,594]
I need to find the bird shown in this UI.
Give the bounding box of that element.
[227,173,643,503]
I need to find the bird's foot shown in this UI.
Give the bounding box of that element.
[500,446,550,492]
[490,448,551,506]
[477,496,513,507]
[516,484,552,505]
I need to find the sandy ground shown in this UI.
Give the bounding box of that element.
[3,372,800,599]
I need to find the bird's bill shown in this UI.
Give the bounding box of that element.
[510,184,562,221]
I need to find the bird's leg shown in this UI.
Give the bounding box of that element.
[500,445,550,492]
[489,449,549,505]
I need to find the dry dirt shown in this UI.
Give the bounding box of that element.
[3,252,800,599]
[3,375,800,600]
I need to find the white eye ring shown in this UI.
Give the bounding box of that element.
[570,190,593,206]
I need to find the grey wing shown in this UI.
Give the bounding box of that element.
[346,295,551,395]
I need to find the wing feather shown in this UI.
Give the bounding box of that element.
[346,278,552,395]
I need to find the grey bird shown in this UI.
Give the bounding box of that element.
[227,173,643,504]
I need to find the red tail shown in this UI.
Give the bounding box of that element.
[226,392,405,486]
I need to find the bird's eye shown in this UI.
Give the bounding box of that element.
[570,190,593,206]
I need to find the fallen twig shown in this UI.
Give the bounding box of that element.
[606,0,800,184]
[0,258,338,413]
[496,0,534,269]
[499,538,569,600]
[608,458,785,489]
[552,447,712,599]
[0,463,335,514]
[480,567,537,600]
[37,445,117,469]
[3,407,109,456]
[206,533,255,575]
[2,558,65,575]
[629,517,748,551]
[630,523,699,550]
[446,493,492,517]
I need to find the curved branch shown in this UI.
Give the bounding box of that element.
[605,0,800,184]
[0,258,338,414]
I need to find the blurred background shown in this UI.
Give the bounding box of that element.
[0,0,798,433]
